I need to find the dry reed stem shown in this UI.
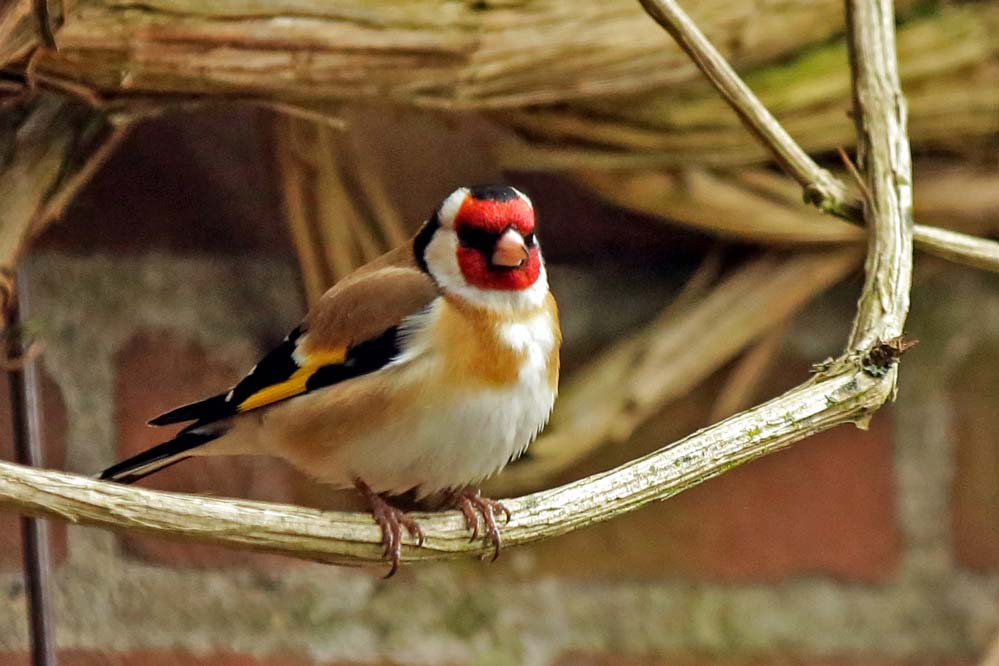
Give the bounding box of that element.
[570,164,997,251]
[273,115,333,306]
[497,6,996,165]
[275,116,408,307]
[574,168,862,245]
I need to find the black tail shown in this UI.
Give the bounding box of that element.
[98,430,219,484]
[148,393,232,426]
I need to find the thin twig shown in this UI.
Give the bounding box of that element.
[256,101,344,129]
[837,146,873,206]
[33,122,130,230]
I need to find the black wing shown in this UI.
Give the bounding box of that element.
[148,324,405,427]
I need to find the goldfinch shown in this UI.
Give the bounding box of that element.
[100,185,561,575]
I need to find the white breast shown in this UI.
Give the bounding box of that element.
[322,305,558,496]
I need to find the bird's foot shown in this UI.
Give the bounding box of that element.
[449,488,511,562]
[355,479,424,578]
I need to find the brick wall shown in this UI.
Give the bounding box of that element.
[1,112,996,665]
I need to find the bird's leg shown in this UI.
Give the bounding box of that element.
[354,479,424,578]
[447,487,512,562]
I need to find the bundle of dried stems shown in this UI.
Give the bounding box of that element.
[0,94,124,328]
[499,5,997,165]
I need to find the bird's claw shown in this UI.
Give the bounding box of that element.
[356,479,424,578]
[453,489,511,562]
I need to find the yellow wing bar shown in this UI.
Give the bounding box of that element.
[237,348,346,412]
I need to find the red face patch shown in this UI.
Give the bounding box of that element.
[452,195,540,291]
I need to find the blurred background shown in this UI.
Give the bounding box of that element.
[1,0,997,664]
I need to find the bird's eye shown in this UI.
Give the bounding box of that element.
[456,226,498,253]
[523,232,536,247]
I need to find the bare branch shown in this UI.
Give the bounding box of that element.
[843,0,914,351]
[911,223,999,274]
[0,363,896,567]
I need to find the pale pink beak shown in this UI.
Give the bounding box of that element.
[491,228,530,268]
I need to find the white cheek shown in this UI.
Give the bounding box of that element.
[424,230,465,292]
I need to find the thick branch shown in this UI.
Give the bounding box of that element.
[637,0,997,273]
[0,365,892,567]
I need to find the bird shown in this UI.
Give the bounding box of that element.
[99,184,561,576]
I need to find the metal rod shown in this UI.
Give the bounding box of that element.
[7,271,58,666]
